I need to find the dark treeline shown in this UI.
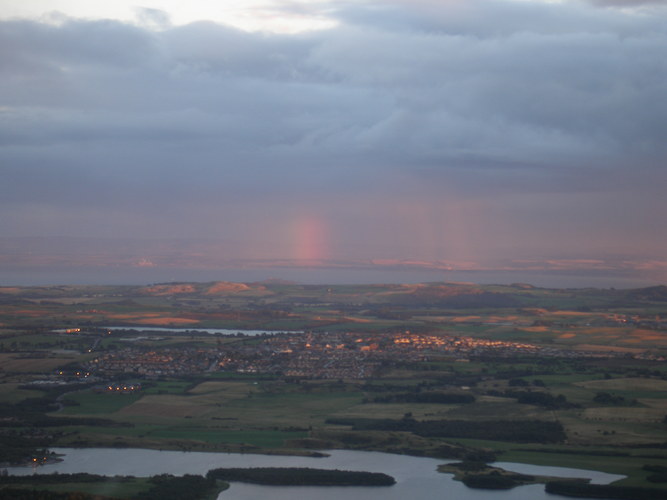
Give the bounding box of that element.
[1,397,58,416]
[502,390,579,409]
[369,392,475,404]
[515,447,630,457]
[326,417,566,443]
[643,464,667,483]
[0,474,221,500]
[0,434,51,465]
[363,373,481,389]
[136,474,218,500]
[544,481,667,499]
[593,392,636,406]
[2,383,108,426]
[206,467,396,486]
[0,416,132,428]
[0,489,113,500]
[0,384,133,464]
[0,473,107,485]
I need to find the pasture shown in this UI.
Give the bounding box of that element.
[60,390,143,414]
[0,353,78,373]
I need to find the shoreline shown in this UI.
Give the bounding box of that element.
[25,444,623,481]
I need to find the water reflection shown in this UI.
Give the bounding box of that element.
[7,448,623,500]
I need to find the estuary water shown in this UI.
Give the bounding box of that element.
[7,448,623,500]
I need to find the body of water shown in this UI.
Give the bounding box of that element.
[104,327,300,336]
[6,448,624,500]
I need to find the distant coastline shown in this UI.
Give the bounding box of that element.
[0,265,661,289]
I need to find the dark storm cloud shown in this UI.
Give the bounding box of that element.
[1,0,665,259]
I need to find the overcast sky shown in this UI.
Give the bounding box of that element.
[1,0,665,278]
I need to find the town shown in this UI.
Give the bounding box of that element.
[78,330,640,381]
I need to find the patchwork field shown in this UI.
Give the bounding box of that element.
[1,281,667,497]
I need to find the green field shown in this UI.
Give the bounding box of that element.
[60,391,143,414]
[1,281,667,496]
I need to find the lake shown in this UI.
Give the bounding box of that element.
[6,448,624,500]
[104,326,301,336]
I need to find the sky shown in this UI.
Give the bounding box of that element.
[1,0,666,285]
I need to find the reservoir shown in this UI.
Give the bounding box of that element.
[7,448,623,500]
[104,326,301,336]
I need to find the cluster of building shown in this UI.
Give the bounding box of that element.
[84,331,544,379]
[89,347,218,377]
[77,327,664,382]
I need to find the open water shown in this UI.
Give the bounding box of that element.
[6,448,623,500]
[104,326,300,336]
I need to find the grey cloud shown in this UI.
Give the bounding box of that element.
[330,0,662,37]
[135,7,172,29]
[1,1,665,261]
[2,5,665,179]
[0,18,155,71]
[587,0,666,7]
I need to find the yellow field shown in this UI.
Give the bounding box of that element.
[629,329,667,342]
[104,312,200,325]
[450,315,481,322]
[520,326,549,333]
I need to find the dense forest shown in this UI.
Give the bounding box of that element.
[206,467,396,486]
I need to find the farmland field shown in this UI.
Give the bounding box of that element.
[1,281,667,496]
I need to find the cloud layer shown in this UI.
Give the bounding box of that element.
[1,0,665,267]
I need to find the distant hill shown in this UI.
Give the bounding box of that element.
[625,285,667,302]
[384,284,522,308]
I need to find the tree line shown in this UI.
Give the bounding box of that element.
[326,417,566,443]
[206,467,396,486]
[545,480,667,499]
[368,392,475,404]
